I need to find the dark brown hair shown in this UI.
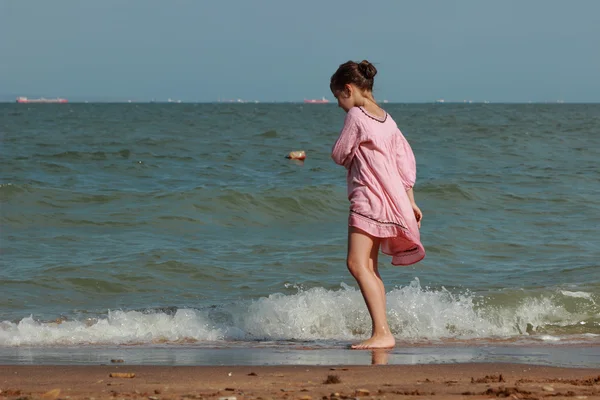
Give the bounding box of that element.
[330,60,378,95]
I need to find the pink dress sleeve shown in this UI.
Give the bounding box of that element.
[331,110,361,169]
[396,131,417,190]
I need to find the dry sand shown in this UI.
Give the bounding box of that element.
[1,362,599,400]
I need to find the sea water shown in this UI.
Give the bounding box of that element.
[1,103,599,351]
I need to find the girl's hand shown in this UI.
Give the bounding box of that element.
[412,203,423,228]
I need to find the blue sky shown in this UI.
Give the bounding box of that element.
[1,1,599,102]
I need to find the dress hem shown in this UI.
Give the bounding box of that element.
[348,211,425,266]
[348,210,407,238]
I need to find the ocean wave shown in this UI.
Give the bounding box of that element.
[2,185,345,228]
[153,185,348,222]
[31,148,196,163]
[417,182,479,201]
[560,290,595,300]
[1,279,598,346]
[211,187,347,217]
[0,183,27,198]
[256,130,278,138]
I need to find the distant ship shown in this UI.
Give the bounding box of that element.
[304,97,330,104]
[16,96,68,104]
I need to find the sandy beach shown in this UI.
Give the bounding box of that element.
[1,362,599,400]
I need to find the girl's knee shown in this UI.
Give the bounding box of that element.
[346,256,367,278]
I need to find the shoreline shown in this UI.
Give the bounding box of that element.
[1,344,599,369]
[1,363,599,400]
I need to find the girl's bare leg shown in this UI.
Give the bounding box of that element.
[346,226,395,349]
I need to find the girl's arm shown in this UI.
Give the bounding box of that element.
[396,132,417,190]
[407,187,416,205]
[331,110,360,168]
[406,187,423,228]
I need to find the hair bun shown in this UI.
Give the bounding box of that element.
[358,60,377,80]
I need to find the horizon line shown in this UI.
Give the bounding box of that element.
[1,100,597,105]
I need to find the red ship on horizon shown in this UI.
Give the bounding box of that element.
[303,97,330,104]
[16,96,68,104]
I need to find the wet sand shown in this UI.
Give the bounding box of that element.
[2,344,599,368]
[1,362,599,400]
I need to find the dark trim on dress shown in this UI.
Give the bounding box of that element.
[350,209,407,230]
[358,106,387,123]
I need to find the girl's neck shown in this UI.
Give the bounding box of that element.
[358,96,385,118]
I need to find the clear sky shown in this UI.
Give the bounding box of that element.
[1,0,599,102]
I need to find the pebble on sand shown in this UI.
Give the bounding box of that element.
[109,372,135,378]
[41,389,61,399]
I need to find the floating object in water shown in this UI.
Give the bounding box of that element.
[286,150,306,160]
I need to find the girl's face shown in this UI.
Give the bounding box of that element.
[333,84,357,112]
[333,84,364,112]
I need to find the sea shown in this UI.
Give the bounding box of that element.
[1,103,599,366]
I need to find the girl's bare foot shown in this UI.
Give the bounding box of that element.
[350,333,395,349]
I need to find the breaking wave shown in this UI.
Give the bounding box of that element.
[2,279,598,346]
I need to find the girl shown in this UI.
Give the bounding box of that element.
[330,60,425,349]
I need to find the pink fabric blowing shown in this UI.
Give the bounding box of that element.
[331,106,425,265]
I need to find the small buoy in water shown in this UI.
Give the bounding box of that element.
[286,150,306,160]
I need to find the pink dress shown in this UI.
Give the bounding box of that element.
[331,106,425,266]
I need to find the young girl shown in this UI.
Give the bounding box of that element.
[330,60,425,349]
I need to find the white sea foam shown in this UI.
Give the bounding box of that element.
[0,279,597,346]
[560,290,593,300]
[540,335,561,342]
[0,309,226,346]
